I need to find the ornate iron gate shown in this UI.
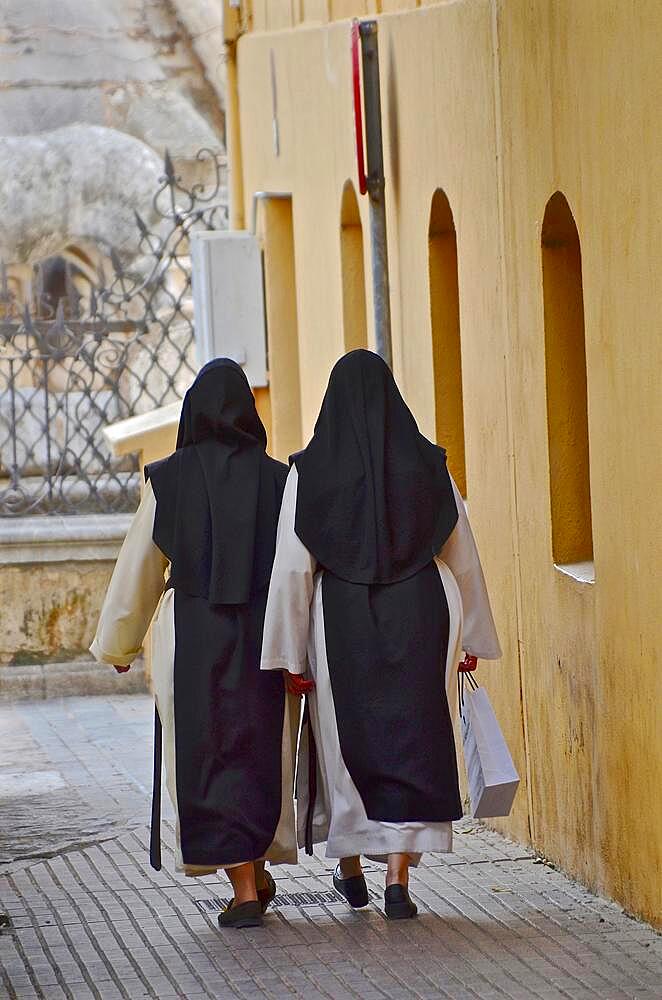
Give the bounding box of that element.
[0,150,227,517]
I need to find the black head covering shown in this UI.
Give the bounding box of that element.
[293,349,458,584]
[147,358,287,605]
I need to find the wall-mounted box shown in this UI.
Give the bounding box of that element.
[191,231,268,387]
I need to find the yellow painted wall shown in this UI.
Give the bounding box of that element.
[232,0,662,927]
[340,181,369,352]
[495,0,662,926]
[258,198,302,456]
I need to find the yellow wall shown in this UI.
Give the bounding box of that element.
[257,199,301,455]
[232,0,662,927]
[340,181,369,353]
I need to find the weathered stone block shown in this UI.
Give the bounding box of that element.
[0,658,146,701]
[0,560,115,667]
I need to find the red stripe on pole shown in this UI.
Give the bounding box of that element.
[351,20,367,196]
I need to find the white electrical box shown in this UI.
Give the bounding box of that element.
[191,230,268,387]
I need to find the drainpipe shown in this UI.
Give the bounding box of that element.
[224,1,245,230]
[358,20,393,368]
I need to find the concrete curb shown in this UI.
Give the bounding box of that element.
[0,659,148,701]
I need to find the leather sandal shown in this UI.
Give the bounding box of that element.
[218,899,263,929]
[257,870,277,914]
[333,864,369,908]
[384,883,417,920]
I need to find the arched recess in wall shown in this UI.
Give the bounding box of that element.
[428,189,467,497]
[35,248,98,317]
[340,180,368,353]
[541,191,594,569]
[259,196,303,460]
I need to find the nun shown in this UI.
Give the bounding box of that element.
[261,349,501,920]
[91,358,298,929]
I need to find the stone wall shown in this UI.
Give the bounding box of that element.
[0,1,227,266]
[0,513,131,665]
[0,1,226,696]
[0,0,224,177]
[1,561,114,667]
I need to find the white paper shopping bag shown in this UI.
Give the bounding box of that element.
[459,674,519,818]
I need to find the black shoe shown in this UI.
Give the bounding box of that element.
[333,864,369,908]
[257,870,277,914]
[218,899,263,929]
[384,883,417,920]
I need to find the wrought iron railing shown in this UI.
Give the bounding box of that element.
[0,149,227,517]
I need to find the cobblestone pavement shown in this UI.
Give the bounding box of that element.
[0,695,660,1000]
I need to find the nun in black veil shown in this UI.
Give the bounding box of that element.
[91,359,298,929]
[261,350,501,919]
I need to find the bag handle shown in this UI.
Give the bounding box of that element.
[458,668,479,720]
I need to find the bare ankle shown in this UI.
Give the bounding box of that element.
[253,861,267,890]
[226,862,258,904]
[339,855,363,878]
[386,853,410,887]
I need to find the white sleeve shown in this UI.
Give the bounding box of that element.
[438,476,502,660]
[90,479,168,666]
[261,465,316,675]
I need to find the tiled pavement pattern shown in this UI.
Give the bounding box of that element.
[0,695,660,1000]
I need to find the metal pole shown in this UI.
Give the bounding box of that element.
[359,20,392,368]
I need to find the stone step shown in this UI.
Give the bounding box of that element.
[0,658,147,701]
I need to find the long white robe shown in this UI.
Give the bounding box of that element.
[261,465,501,863]
[90,480,298,874]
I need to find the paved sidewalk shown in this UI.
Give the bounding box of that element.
[0,695,660,1000]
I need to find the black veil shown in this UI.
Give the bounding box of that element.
[147,358,285,605]
[294,350,458,583]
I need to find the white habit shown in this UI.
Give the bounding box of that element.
[261,465,501,864]
[91,479,298,875]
